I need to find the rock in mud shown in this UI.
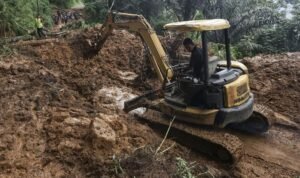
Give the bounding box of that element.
[91,117,116,149]
[63,117,91,138]
[58,138,83,153]
[51,111,70,122]
[14,111,32,122]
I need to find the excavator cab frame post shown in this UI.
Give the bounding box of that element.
[201,31,209,85]
[200,29,232,85]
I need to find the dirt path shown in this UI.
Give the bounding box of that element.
[233,125,300,175]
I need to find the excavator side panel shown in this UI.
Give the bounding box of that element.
[139,30,173,81]
[224,74,251,108]
[157,100,219,125]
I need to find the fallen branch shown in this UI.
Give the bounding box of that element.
[12,38,60,47]
[155,116,176,155]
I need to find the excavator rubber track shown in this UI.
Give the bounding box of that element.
[227,104,274,134]
[135,111,243,164]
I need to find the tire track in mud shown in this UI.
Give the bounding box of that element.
[234,126,300,172]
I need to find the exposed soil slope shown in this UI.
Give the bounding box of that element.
[243,53,300,124]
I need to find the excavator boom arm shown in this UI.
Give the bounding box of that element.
[98,12,173,83]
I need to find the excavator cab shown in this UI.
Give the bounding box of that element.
[161,20,260,130]
[164,19,233,85]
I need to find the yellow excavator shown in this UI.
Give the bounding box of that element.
[96,12,273,163]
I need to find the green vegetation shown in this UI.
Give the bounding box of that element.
[0,44,15,57]
[175,157,196,178]
[112,154,124,175]
[234,1,300,56]
[0,0,51,36]
[83,0,299,57]
[0,0,82,37]
[50,0,83,9]
[209,43,242,60]
[0,0,299,57]
[84,0,109,23]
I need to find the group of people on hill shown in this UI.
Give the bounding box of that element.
[53,10,81,25]
[35,10,82,38]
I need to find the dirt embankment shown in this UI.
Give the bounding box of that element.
[243,53,300,123]
[0,27,299,178]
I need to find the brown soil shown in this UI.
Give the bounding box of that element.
[0,28,299,177]
[242,53,300,124]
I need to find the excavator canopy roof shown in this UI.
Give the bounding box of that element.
[164,19,230,32]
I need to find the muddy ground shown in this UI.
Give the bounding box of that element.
[0,29,299,178]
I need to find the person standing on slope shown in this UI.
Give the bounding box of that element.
[35,16,46,38]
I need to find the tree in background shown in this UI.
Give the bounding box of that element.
[82,0,299,57]
[236,0,300,56]
[84,0,109,23]
[186,0,280,43]
[84,0,165,24]
[0,0,298,56]
[112,0,163,19]
[49,0,82,9]
[164,0,299,56]
[164,0,203,21]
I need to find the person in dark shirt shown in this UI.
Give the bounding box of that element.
[183,38,203,81]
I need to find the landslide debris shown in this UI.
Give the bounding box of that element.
[0,28,221,178]
[0,26,299,178]
[0,29,159,177]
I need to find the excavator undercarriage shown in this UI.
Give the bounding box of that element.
[135,111,243,163]
[125,94,273,163]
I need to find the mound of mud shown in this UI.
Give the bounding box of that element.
[0,29,158,177]
[242,52,300,123]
